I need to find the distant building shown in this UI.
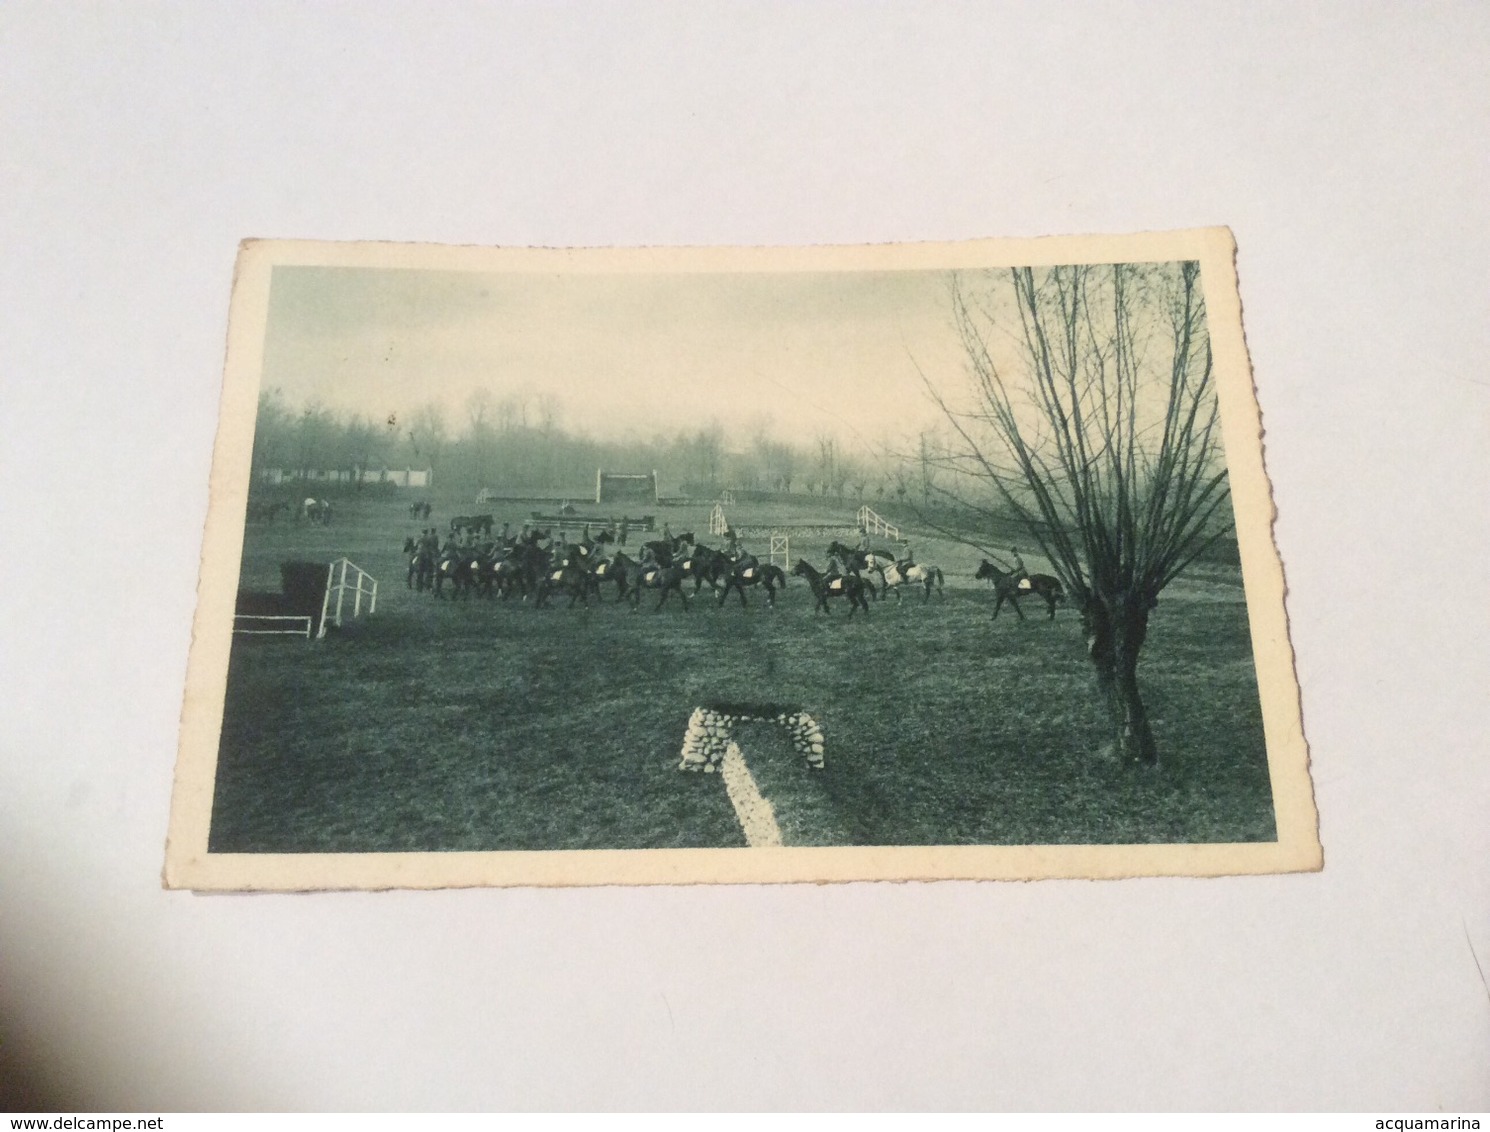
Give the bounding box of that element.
[257,467,432,488]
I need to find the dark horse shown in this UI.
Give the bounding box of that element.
[433,548,477,600]
[791,559,871,616]
[629,561,692,612]
[825,540,896,598]
[588,551,637,602]
[535,559,592,609]
[493,541,549,601]
[716,555,788,608]
[640,531,693,567]
[975,559,1066,621]
[679,543,730,594]
[402,537,435,591]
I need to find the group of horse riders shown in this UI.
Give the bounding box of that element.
[404,511,1043,613]
[404,519,779,607]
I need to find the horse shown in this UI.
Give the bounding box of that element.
[408,500,432,520]
[588,551,637,602]
[402,537,435,592]
[791,559,871,616]
[975,559,1066,621]
[494,541,549,601]
[535,559,593,609]
[433,548,477,600]
[879,560,945,603]
[467,545,513,599]
[716,555,789,608]
[628,561,692,612]
[637,531,692,566]
[824,540,894,597]
[301,498,332,526]
[248,500,288,523]
[488,552,532,601]
[678,543,730,594]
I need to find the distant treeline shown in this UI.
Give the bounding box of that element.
[249,391,1241,566]
[249,389,946,502]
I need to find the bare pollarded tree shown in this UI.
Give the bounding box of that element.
[936,261,1232,765]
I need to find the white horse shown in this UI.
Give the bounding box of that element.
[879,560,944,602]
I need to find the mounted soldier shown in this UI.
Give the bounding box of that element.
[1010,546,1029,590]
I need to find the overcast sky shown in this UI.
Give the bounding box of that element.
[260,265,973,452]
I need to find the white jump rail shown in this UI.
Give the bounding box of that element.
[857,504,900,542]
[319,557,378,638]
[709,503,728,536]
[232,614,314,639]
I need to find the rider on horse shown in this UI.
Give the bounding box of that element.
[1010,547,1029,590]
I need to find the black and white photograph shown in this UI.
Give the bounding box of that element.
[166,231,1318,889]
[8,4,1487,1111]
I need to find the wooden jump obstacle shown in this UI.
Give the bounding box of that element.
[318,557,378,638]
[529,512,655,532]
[769,532,790,567]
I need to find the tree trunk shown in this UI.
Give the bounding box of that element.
[1083,596,1159,765]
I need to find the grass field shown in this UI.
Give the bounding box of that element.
[207,489,1277,852]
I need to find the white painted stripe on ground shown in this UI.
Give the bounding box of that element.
[719,742,783,847]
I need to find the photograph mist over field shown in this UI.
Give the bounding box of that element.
[260,265,965,475]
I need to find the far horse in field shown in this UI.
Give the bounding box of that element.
[975,559,1065,621]
[791,559,871,617]
[301,497,333,525]
[247,500,289,523]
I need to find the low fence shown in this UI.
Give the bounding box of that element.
[728,523,859,539]
[857,505,900,541]
[232,614,314,639]
[528,513,656,532]
[234,558,379,642]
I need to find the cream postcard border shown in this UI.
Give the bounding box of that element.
[164,228,1321,891]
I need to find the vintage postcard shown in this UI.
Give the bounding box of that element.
[165,230,1320,890]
